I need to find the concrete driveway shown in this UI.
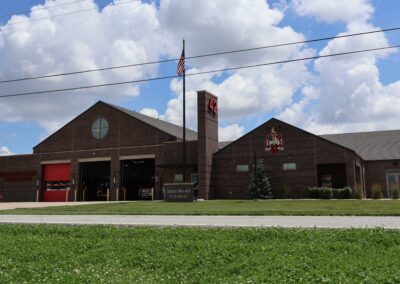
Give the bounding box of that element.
[0,201,111,211]
[1,215,400,229]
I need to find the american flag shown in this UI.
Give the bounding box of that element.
[177,49,185,77]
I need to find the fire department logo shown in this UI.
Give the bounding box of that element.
[264,127,284,154]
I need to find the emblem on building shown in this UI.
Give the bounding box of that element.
[208,98,218,114]
[265,127,284,154]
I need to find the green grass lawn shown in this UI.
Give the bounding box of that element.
[0,225,399,283]
[1,200,400,215]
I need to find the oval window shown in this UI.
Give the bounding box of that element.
[91,118,109,139]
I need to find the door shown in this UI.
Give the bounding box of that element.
[386,172,400,197]
[42,163,71,202]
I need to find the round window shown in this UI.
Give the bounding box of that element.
[91,118,109,139]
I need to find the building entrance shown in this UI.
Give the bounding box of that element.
[79,161,111,201]
[317,163,347,188]
[121,159,155,200]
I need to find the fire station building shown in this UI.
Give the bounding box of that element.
[1,90,399,201]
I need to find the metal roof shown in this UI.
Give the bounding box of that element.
[104,102,198,141]
[321,130,400,161]
[218,141,233,149]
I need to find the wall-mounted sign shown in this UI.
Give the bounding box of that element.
[264,127,284,154]
[0,171,37,182]
[208,98,218,114]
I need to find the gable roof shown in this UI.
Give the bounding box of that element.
[102,102,198,141]
[219,141,233,149]
[215,117,357,156]
[34,101,198,150]
[321,130,400,161]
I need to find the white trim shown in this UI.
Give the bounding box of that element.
[120,154,155,160]
[78,157,111,163]
[41,160,71,165]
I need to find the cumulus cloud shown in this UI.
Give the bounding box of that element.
[0,0,161,134]
[1,0,398,147]
[292,0,374,23]
[0,146,14,156]
[157,0,313,130]
[277,10,400,134]
[139,107,159,118]
[219,124,245,142]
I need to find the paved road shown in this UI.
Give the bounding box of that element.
[1,215,400,228]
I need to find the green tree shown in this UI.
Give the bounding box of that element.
[248,159,273,199]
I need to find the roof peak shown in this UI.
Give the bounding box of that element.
[102,101,198,141]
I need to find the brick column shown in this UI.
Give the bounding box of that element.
[197,90,218,199]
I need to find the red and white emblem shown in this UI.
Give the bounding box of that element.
[264,127,284,154]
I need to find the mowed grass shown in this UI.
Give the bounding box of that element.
[0,225,400,283]
[1,200,400,215]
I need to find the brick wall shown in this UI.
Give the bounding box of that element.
[213,118,357,199]
[197,90,218,199]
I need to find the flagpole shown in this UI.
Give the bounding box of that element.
[182,39,186,183]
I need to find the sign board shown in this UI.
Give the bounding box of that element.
[164,183,193,202]
[0,171,37,182]
[138,188,153,200]
[208,98,218,114]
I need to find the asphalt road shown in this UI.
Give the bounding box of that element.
[1,215,400,228]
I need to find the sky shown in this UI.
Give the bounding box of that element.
[0,0,399,156]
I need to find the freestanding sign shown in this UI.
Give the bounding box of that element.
[164,183,194,202]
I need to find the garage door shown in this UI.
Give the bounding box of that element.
[43,163,71,202]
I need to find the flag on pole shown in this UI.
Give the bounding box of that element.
[177,49,185,77]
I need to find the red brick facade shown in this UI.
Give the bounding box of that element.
[0,90,398,201]
[213,119,359,199]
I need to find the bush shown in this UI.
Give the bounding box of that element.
[308,187,319,199]
[371,183,382,199]
[391,183,399,200]
[308,187,332,199]
[352,184,363,199]
[319,187,333,199]
[333,187,352,199]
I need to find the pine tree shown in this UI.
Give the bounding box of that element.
[248,159,273,199]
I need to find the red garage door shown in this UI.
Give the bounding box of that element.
[43,163,71,202]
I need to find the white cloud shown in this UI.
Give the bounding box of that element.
[0,0,160,134]
[1,0,398,146]
[139,107,159,118]
[157,0,313,130]
[219,124,245,142]
[277,20,400,134]
[0,146,13,156]
[292,0,374,23]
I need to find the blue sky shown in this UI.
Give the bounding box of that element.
[0,0,399,155]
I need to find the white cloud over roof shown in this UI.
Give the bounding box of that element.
[0,146,14,156]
